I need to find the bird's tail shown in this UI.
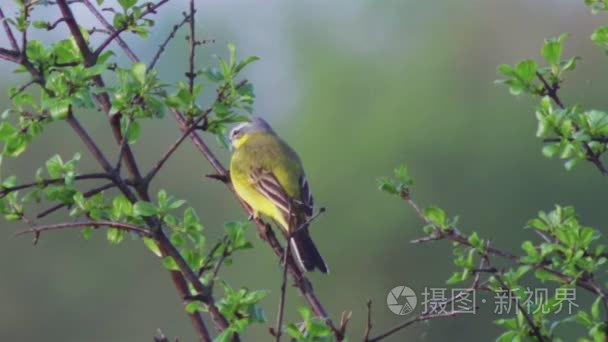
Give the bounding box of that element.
[290,228,328,274]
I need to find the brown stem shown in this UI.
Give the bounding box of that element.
[273,237,291,341]
[15,220,152,238]
[149,12,191,69]
[187,0,196,93]
[0,7,19,51]
[535,72,608,175]
[143,114,207,186]
[93,0,171,58]
[365,310,466,342]
[494,275,546,342]
[36,183,116,219]
[0,173,111,197]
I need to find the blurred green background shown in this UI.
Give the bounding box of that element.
[1,0,608,341]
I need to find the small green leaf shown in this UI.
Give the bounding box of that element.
[162,256,180,271]
[143,237,162,257]
[424,206,447,228]
[542,38,563,66]
[515,59,537,83]
[133,201,157,216]
[131,62,147,85]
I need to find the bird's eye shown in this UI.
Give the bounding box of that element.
[231,129,241,138]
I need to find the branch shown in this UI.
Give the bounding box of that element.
[56,0,95,65]
[187,0,196,92]
[142,114,207,186]
[93,0,171,58]
[149,12,191,69]
[493,275,546,341]
[15,220,152,239]
[36,182,116,219]
[81,0,139,62]
[0,173,111,197]
[272,237,291,341]
[365,310,467,342]
[0,7,19,51]
[536,72,608,175]
[0,47,20,63]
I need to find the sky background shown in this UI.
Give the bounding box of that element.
[1,0,608,341]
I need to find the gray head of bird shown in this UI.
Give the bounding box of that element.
[228,117,274,148]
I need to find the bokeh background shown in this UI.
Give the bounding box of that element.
[1,0,608,341]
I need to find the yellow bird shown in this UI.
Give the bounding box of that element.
[228,117,328,273]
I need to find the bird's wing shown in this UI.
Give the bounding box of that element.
[299,174,314,217]
[250,169,293,221]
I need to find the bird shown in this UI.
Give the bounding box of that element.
[228,117,328,273]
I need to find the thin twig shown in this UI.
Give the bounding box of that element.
[536,71,608,175]
[494,275,546,342]
[115,118,132,171]
[9,79,36,99]
[0,7,19,51]
[273,237,291,341]
[81,0,139,62]
[363,300,372,341]
[0,172,111,197]
[149,13,191,69]
[93,0,171,58]
[15,220,152,238]
[187,0,196,93]
[143,114,207,185]
[36,182,116,219]
[365,310,467,342]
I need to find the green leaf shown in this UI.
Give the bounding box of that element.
[133,201,157,217]
[185,301,202,314]
[126,120,140,144]
[117,0,137,10]
[81,227,93,240]
[48,100,70,120]
[162,256,180,271]
[107,228,125,244]
[131,62,147,85]
[542,37,564,66]
[424,206,447,228]
[515,59,537,83]
[143,237,162,257]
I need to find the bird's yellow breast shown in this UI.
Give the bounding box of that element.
[229,132,303,230]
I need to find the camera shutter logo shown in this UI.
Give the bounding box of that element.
[387,286,417,315]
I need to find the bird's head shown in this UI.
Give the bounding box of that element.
[228,117,274,149]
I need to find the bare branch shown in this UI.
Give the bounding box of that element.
[272,238,291,341]
[0,47,20,63]
[149,12,191,69]
[0,7,19,51]
[365,310,467,342]
[363,300,372,341]
[143,114,207,186]
[186,0,196,92]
